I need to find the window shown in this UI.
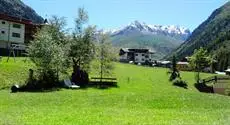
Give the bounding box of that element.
[142,54,145,56]
[12,33,20,38]
[142,58,145,61]
[2,21,5,24]
[1,31,5,34]
[13,24,21,29]
[135,54,138,56]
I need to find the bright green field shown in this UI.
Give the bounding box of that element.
[1,57,230,125]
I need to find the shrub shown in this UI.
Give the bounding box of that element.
[173,78,188,89]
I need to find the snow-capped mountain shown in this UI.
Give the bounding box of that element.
[102,21,191,59]
[102,20,191,41]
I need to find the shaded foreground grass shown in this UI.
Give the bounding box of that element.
[1,58,230,124]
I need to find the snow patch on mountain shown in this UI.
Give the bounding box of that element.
[101,20,191,39]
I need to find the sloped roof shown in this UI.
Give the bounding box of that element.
[177,62,189,65]
[120,48,155,53]
[161,61,171,64]
[120,48,129,52]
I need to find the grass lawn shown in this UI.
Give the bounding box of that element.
[1,57,230,125]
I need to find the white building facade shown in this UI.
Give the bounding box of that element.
[134,52,154,63]
[0,19,25,49]
[119,48,155,64]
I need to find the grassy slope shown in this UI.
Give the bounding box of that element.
[0,58,34,89]
[1,58,230,124]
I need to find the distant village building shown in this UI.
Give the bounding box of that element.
[119,48,155,64]
[176,62,190,71]
[0,13,43,55]
[157,61,171,68]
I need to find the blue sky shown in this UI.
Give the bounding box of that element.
[22,0,229,31]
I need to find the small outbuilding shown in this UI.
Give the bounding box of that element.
[159,61,171,68]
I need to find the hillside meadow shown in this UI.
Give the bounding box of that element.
[0,57,230,125]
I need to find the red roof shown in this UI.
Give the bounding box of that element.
[0,13,33,25]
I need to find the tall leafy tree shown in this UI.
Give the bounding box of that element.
[48,16,68,44]
[28,17,68,87]
[189,47,211,83]
[94,33,116,79]
[69,8,96,73]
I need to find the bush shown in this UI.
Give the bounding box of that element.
[27,22,69,89]
[37,69,59,88]
[173,78,188,89]
[11,69,60,92]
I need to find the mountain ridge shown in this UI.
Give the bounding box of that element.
[0,0,44,23]
[99,21,191,59]
[166,1,230,60]
[101,20,191,41]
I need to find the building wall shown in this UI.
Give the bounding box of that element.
[119,49,155,64]
[0,20,10,42]
[0,19,25,49]
[149,53,154,62]
[9,22,25,43]
[134,53,154,63]
[0,42,7,49]
[120,53,128,62]
[134,53,146,63]
[177,64,191,71]
[120,53,127,60]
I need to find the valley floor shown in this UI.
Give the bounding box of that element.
[0,58,230,125]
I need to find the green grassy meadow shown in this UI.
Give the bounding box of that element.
[1,57,230,125]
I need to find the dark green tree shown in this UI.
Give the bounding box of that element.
[48,16,68,44]
[68,8,96,86]
[214,44,230,71]
[169,55,180,81]
[69,8,96,73]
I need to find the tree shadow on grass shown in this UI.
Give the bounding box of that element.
[10,81,119,93]
[11,85,62,93]
[87,81,119,90]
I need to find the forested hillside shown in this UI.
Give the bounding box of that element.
[166,1,230,69]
